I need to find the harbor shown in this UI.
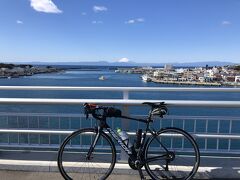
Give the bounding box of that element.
[116,64,240,86]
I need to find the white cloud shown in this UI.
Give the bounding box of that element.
[222,21,231,25]
[136,18,145,22]
[30,0,62,14]
[125,19,135,24]
[118,58,129,63]
[93,6,107,13]
[125,18,145,24]
[16,20,23,24]
[92,20,103,24]
[81,12,87,16]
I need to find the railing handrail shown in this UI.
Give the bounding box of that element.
[0,129,240,139]
[0,112,239,120]
[0,86,239,107]
[0,86,240,92]
[0,98,239,107]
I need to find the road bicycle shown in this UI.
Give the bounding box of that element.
[58,102,200,180]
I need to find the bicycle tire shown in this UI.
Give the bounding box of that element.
[144,127,200,180]
[58,128,116,180]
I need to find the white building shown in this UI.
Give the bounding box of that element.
[0,68,7,71]
[199,76,205,82]
[153,71,163,77]
[235,76,240,82]
[164,64,173,71]
[212,67,219,74]
[142,66,153,70]
[175,68,185,73]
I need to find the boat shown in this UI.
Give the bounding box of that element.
[141,74,151,82]
[99,76,106,80]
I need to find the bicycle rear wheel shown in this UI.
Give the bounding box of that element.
[144,127,200,180]
[58,128,116,180]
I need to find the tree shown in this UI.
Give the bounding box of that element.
[234,65,240,71]
[0,63,15,69]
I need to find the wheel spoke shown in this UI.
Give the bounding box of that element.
[145,128,200,180]
[58,128,116,180]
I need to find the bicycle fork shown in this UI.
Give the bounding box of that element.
[86,127,101,160]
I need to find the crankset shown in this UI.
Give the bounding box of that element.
[128,157,144,170]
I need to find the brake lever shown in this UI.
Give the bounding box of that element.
[86,112,89,119]
[84,107,89,119]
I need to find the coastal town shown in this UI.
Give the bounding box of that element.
[0,63,60,78]
[115,64,240,86]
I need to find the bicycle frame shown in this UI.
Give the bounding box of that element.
[86,115,171,164]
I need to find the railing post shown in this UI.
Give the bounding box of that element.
[119,90,130,162]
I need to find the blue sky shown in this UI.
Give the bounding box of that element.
[0,0,239,63]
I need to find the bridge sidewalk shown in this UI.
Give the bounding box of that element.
[0,150,240,179]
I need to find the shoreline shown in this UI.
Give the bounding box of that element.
[0,64,62,79]
[0,70,62,79]
[150,77,240,87]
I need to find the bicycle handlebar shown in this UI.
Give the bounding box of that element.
[84,103,103,120]
[83,102,168,121]
[83,103,122,120]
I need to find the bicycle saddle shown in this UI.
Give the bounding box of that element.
[143,102,168,117]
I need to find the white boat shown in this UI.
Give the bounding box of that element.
[141,74,151,82]
[99,76,106,80]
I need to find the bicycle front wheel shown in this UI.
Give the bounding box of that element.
[144,127,200,180]
[58,128,116,180]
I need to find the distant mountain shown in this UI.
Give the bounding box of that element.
[9,60,236,67]
[26,61,140,67]
[171,61,236,67]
